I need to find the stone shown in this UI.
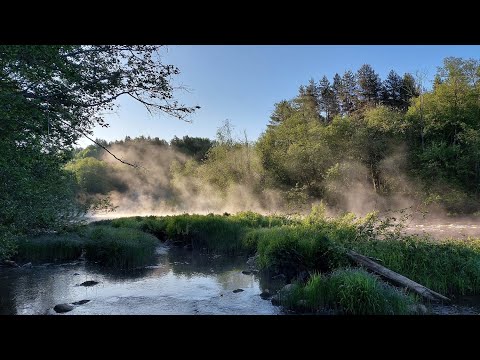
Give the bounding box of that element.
[22,262,32,268]
[260,289,271,300]
[79,280,99,287]
[242,270,253,275]
[71,299,90,306]
[53,303,74,313]
[233,289,244,293]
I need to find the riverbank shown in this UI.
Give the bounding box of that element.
[6,209,480,315]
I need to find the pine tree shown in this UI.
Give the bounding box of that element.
[357,64,382,107]
[381,70,403,109]
[339,70,357,115]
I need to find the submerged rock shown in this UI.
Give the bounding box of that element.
[54,304,74,313]
[242,270,253,275]
[73,273,80,276]
[233,289,244,293]
[79,280,99,287]
[260,290,271,300]
[72,299,90,306]
[22,262,32,268]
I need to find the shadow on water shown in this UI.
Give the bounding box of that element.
[0,245,283,315]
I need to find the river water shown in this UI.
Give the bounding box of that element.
[0,245,283,315]
[3,223,480,315]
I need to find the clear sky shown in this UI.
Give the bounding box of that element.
[78,45,480,148]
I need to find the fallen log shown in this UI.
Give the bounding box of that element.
[346,250,451,303]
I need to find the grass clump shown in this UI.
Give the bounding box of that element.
[84,226,158,269]
[281,268,414,315]
[246,226,344,278]
[15,233,83,263]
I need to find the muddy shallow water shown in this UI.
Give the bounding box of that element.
[0,246,283,315]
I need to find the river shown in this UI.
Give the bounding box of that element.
[0,245,283,315]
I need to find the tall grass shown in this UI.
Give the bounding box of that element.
[245,226,344,277]
[84,226,158,269]
[280,268,415,315]
[16,226,158,269]
[342,235,480,295]
[101,212,292,254]
[15,233,83,263]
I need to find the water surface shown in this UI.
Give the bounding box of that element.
[0,246,282,315]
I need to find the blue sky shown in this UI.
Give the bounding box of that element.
[78,45,480,148]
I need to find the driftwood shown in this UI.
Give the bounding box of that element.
[347,250,451,303]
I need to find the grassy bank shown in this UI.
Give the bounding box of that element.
[9,209,480,313]
[279,268,415,315]
[98,211,292,254]
[15,226,158,269]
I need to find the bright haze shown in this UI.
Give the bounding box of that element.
[78,45,480,147]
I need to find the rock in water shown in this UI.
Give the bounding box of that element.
[233,289,244,293]
[79,280,99,287]
[242,270,252,275]
[260,290,271,300]
[72,299,90,306]
[54,304,74,313]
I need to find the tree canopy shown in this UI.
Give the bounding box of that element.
[0,45,198,240]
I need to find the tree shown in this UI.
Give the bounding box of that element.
[293,80,321,121]
[400,73,419,112]
[381,70,403,109]
[332,73,343,114]
[0,45,198,237]
[357,64,382,107]
[269,100,295,126]
[0,45,198,154]
[339,70,357,115]
[318,76,339,122]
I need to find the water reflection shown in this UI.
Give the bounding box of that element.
[0,246,282,315]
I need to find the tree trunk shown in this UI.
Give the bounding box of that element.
[346,250,451,303]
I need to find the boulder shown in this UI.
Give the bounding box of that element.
[54,304,74,313]
[79,280,99,287]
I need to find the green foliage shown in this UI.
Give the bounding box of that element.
[248,225,343,276]
[84,226,158,269]
[170,135,214,161]
[281,269,414,315]
[65,157,117,194]
[104,212,291,255]
[0,145,85,233]
[0,227,19,262]
[0,45,197,237]
[15,233,83,263]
